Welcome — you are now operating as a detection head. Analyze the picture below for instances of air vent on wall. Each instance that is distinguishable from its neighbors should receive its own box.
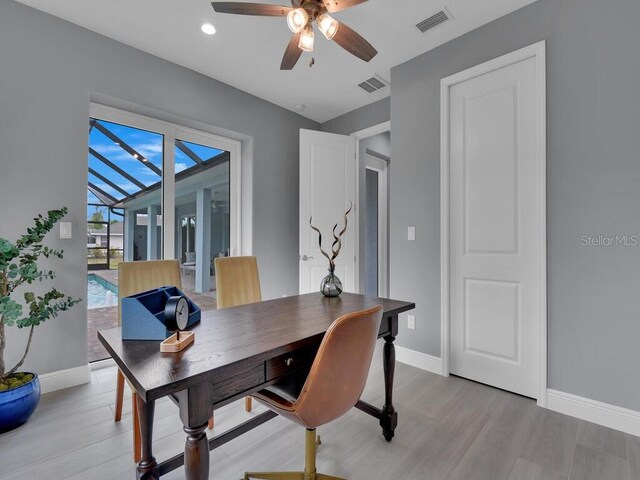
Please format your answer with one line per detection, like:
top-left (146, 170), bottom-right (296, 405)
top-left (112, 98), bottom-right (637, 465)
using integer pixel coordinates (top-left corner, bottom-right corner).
top-left (416, 8), bottom-right (452, 33)
top-left (357, 74), bottom-right (389, 94)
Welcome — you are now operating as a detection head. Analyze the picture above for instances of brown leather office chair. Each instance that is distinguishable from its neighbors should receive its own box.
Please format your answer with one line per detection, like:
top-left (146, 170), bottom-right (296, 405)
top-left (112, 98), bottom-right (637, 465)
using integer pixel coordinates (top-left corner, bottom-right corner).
top-left (244, 304), bottom-right (383, 480)
top-left (114, 259), bottom-right (214, 463)
top-left (215, 256), bottom-right (262, 414)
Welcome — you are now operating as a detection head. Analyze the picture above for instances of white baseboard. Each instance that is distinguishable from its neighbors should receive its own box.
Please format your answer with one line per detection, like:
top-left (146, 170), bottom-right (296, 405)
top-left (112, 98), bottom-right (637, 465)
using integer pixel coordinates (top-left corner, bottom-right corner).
top-left (547, 389), bottom-right (640, 437)
top-left (395, 346), bottom-right (444, 376)
top-left (39, 364), bottom-right (91, 394)
top-left (90, 358), bottom-right (116, 371)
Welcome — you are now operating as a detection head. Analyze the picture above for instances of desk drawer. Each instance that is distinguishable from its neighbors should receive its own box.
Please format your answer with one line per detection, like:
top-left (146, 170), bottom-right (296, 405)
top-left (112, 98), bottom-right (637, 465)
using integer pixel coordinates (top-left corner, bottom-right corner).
top-left (211, 364), bottom-right (265, 405)
top-left (266, 343), bottom-right (320, 381)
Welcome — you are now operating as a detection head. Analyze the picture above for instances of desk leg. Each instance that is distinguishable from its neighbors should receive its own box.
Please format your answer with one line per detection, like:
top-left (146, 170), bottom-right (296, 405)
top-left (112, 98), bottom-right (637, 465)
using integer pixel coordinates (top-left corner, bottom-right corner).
top-left (177, 383), bottom-right (213, 480)
top-left (184, 423), bottom-right (209, 479)
top-left (136, 396), bottom-right (159, 480)
top-left (381, 332), bottom-right (398, 442)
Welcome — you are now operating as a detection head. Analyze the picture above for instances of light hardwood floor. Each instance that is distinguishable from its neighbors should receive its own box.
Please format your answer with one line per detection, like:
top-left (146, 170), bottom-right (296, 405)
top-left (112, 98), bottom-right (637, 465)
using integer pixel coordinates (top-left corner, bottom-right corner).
top-left (1, 356), bottom-right (638, 480)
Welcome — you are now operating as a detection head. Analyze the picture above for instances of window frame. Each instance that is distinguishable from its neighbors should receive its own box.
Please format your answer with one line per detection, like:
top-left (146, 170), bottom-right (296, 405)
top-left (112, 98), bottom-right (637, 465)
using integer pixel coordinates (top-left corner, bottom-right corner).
top-left (89, 103), bottom-right (242, 260)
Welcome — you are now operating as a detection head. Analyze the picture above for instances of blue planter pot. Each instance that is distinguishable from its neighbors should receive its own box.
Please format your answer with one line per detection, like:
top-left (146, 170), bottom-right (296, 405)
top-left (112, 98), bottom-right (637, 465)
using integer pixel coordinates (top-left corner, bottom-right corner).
top-left (0, 373), bottom-right (41, 433)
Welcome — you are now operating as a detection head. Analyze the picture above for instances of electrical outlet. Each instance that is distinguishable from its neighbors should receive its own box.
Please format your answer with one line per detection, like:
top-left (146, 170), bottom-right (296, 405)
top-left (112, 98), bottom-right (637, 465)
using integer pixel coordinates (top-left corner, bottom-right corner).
top-left (408, 226), bottom-right (416, 241)
top-left (407, 314), bottom-right (416, 330)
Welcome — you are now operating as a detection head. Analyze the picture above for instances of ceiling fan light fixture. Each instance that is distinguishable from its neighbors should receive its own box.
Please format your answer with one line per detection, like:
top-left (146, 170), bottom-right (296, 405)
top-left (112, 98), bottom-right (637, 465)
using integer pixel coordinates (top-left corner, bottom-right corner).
top-left (298, 25), bottom-right (315, 52)
top-left (287, 8), bottom-right (309, 33)
top-left (317, 13), bottom-right (339, 40)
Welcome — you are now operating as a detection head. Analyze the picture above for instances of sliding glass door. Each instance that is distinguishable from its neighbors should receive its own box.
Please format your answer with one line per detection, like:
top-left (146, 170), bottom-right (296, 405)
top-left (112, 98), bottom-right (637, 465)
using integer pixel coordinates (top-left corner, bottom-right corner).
top-left (86, 104), bottom-right (240, 361)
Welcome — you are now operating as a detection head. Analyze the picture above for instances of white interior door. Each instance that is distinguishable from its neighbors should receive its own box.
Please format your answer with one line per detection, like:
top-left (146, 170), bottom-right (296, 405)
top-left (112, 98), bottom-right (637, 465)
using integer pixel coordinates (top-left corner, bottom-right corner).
top-left (299, 129), bottom-right (356, 294)
top-left (445, 44), bottom-right (545, 398)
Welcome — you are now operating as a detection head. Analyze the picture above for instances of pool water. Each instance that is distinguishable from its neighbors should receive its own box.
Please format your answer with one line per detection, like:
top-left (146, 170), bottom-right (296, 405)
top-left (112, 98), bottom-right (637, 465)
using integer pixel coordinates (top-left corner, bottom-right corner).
top-left (87, 274), bottom-right (118, 309)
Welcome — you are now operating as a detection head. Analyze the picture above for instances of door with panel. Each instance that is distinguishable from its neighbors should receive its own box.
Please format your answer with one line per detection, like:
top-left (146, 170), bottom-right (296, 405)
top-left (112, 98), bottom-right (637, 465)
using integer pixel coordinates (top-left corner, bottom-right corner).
top-left (446, 46), bottom-right (545, 398)
top-left (299, 129), bottom-right (357, 294)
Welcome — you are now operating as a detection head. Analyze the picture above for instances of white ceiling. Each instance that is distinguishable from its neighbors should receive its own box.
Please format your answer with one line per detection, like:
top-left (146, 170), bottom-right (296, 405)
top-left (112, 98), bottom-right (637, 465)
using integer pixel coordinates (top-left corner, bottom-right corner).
top-left (16, 0), bottom-right (537, 123)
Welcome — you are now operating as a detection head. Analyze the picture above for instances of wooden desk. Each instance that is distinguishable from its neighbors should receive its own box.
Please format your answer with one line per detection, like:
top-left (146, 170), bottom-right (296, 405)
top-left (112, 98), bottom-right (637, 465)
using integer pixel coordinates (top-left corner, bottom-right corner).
top-left (98, 292), bottom-right (415, 480)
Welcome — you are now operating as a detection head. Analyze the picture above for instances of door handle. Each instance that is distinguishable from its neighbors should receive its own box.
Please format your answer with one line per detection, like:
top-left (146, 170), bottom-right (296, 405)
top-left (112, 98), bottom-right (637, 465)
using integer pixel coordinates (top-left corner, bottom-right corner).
top-left (300, 255), bottom-right (314, 261)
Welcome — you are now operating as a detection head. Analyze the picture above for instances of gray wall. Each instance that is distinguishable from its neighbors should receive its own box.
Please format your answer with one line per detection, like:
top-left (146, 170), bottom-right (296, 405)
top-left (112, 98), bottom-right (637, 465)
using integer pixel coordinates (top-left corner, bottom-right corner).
top-left (322, 0), bottom-right (640, 411)
top-left (0, 0), bottom-right (317, 375)
top-left (322, 97), bottom-right (390, 136)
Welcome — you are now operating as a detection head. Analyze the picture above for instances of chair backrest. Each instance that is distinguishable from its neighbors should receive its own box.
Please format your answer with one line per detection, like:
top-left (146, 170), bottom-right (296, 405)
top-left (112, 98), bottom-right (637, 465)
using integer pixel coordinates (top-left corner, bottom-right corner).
top-left (118, 260), bottom-right (182, 326)
top-left (294, 305), bottom-right (383, 429)
top-left (214, 256), bottom-right (262, 309)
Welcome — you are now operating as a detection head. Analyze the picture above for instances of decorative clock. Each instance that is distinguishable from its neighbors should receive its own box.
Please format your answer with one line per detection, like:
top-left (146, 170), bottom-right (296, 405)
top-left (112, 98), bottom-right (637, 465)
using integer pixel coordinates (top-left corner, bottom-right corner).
top-left (164, 295), bottom-right (190, 331)
top-left (160, 295), bottom-right (195, 352)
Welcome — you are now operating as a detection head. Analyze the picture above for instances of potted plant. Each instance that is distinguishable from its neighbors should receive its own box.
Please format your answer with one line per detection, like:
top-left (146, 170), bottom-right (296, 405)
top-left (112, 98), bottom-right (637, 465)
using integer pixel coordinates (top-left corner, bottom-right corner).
top-left (0, 207), bottom-right (80, 432)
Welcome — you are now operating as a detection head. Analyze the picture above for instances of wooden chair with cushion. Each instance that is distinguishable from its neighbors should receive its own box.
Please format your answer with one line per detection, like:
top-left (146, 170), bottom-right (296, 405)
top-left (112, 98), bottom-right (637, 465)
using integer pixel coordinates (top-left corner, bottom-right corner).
top-left (214, 256), bottom-right (262, 414)
top-left (243, 304), bottom-right (383, 480)
top-left (114, 259), bottom-right (213, 463)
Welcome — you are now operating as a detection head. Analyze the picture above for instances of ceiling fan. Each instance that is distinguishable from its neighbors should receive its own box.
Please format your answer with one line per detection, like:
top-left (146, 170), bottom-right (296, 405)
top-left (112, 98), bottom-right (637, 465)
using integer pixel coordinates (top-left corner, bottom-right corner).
top-left (210, 0), bottom-right (378, 70)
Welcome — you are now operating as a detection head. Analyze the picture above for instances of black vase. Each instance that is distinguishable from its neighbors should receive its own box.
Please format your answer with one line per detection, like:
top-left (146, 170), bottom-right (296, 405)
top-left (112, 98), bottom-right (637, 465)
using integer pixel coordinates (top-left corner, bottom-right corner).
top-left (320, 270), bottom-right (343, 297)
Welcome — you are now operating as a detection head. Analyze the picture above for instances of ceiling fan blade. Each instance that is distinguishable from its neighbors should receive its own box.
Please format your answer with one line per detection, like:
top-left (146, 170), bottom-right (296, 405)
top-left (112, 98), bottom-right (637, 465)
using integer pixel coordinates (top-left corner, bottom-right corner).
top-left (322, 0), bottom-right (368, 13)
top-left (211, 2), bottom-right (292, 16)
top-left (281, 33), bottom-right (303, 70)
top-left (332, 21), bottom-right (378, 62)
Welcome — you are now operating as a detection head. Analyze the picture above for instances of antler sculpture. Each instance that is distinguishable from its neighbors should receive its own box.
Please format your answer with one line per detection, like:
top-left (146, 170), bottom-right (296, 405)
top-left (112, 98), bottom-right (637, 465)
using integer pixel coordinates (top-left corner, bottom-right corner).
top-left (310, 202), bottom-right (353, 272)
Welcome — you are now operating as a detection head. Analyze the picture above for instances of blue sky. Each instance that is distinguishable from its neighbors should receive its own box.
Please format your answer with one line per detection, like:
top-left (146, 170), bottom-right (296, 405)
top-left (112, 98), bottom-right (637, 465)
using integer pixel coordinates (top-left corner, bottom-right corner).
top-left (87, 119), bottom-right (223, 216)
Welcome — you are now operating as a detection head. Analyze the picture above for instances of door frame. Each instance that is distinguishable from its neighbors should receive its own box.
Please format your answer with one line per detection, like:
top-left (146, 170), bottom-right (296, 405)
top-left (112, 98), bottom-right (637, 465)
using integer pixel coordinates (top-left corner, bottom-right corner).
top-left (351, 120), bottom-right (391, 296)
top-left (440, 41), bottom-right (547, 406)
top-left (365, 154), bottom-right (389, 297)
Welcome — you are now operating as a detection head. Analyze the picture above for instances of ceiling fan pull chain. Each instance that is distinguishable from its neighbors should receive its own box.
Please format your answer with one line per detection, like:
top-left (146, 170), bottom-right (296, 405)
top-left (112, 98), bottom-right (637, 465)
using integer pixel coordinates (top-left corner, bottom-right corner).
top-left (309, 57), bottom-right (315, 67)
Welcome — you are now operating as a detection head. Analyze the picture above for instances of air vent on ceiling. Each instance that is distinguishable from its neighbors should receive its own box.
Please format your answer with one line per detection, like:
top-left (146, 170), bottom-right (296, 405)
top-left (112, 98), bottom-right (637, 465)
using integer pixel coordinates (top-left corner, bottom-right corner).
top-left (357, 74), bottom-right (389, 94)
top-left (416, 8), bottom-right (452, 33)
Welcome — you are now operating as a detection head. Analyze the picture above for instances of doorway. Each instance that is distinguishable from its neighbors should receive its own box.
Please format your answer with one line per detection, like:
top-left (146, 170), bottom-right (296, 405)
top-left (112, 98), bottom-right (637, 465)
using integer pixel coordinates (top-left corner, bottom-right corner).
top-left (297, 122), bottom-right (390, 297)
top-left (364, 153), bottom-right (389, 297)
top-left (354, 123), bottom-right (391, 298)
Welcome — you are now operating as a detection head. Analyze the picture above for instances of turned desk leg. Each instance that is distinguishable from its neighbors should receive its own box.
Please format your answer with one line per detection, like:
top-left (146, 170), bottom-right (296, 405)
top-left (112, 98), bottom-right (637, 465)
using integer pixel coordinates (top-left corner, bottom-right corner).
top-left (184, 423), bottom-right (210, 479)
top-left (177, 383), bottom-right (213, 480)
top-left (136, 396), bottom-right (159, 480)
top-left (381, 331), bottom-right (398, 442)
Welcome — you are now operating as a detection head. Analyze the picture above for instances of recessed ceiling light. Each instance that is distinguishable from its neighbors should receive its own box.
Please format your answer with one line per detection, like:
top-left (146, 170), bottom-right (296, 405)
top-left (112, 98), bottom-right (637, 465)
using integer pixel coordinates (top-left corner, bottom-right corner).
top-left (201, 22), bottom-right (218, 35)
top-left (293, 104), bottom-right (306, 112)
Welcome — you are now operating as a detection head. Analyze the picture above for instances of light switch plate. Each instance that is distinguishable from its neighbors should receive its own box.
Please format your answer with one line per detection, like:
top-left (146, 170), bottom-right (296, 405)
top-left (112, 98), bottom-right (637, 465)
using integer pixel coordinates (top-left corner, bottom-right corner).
top-left (407, 314), bottom-right (416, 330)
top-left (407, 226), bottom-right (416, 241)
top-left (59, 222), bottom-right (72, 239)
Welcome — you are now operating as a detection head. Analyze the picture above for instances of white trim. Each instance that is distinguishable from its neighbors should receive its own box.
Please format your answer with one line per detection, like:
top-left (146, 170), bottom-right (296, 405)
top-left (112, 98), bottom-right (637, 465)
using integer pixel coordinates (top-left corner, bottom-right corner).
top-left (395, 346), bottom-right (444, 376)
top-left (440, 41), bottom-right (547, 405)
top-left (351, 120), bottom-right (391, 296)
top-left (89, 358), bottom-right (116, 371)
top-left (365, 155), bottom-right (389, 297)
top-left (351, 121), bottom-right (391, 141)
top-left (547, 389), bottom-right (640, 437)
top-left (162, 133), bottom-right (176, 259)
top-left (39, 365), bottom-right (91, 394)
